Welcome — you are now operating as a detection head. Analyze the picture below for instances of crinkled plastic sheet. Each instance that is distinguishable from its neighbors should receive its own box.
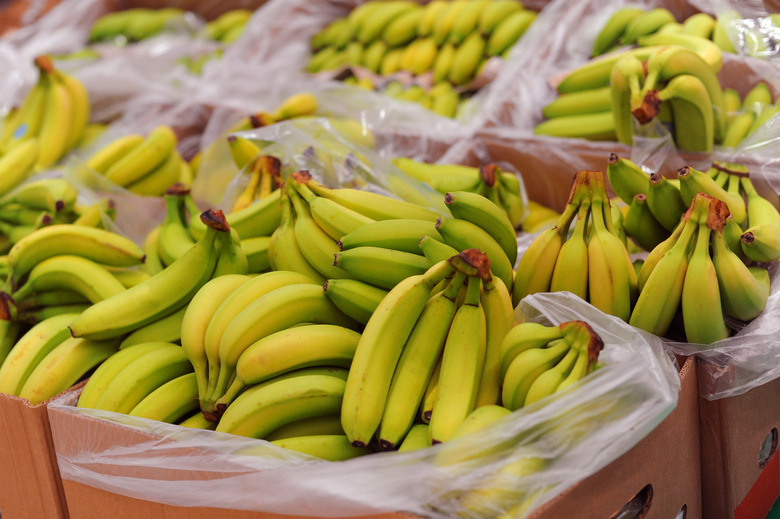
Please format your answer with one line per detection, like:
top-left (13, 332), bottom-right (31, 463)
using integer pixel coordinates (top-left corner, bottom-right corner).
top-left (48, 292), bottom-right (678, 518)
top-left (0, 0), bottom-right (213, 121)
top-left (192, 116), bottom-right (451, 216)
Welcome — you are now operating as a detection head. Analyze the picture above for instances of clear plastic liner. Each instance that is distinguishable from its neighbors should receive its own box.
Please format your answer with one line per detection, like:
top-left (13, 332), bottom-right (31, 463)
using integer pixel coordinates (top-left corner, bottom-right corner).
top-left (192, 116), bottom-right (451, 216)
top-left (48, 292), bottom-right (679, 518)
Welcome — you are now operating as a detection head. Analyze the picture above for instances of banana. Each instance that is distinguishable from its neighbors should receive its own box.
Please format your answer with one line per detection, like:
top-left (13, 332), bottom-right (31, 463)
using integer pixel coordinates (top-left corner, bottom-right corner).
top-left (480, 0), bottom-right (523, 35)
top-left (104, 125), bottom-right (177, 187)
top-left (55, 69), bottom-right (89, 151)
top-left (542, 86), bottom-right (612, 119)
top-left (646, 173), bottom-right (687, 232)
top-left (549, 201), bottom-right (590, 299)
top-left (420, 356), bottom-right (441, 424)
top-left (334, 246), bottom-right (429, 290)
top-left (476, 274), bottom-right (514, 408)
top-left (126, 150), bottom-right (183, 197)
top-left (0, 313), bottom-right (78, 395)
top-left (378, 271), bottom-right (466, 450)
top-left (683, 12), bottom-right (715, 39)
top-left (743, 82), bottom-right (773, 113)
top-left (289, 173), bottom-right (373, 241)
top-left (678, 166), bottom-right (746, 225)
top-left (379, 48), bottom-right (405, 75)
top-left (218, 324), bottom-right (359, 410)
top-left (410, 37), bottom-right (438, 75)
top-left (265, 414), bottom-right (344, 441)
top-left (177, 412), bottom-right (216, 430)
top-left (323, 278), bottom-right (387, 325)
top-left (533, 111), bottom-right (617, 141)
top-left (450, 0), bottom-right (490, 45)
top-left (109, 267), bottom-right (150, 289)
top-left (201, 270), bottom-right (318, 403)
top-left (587, 185), bottom-right (636, 321)
top-left (287, 187), bottom-right (350, 279)
top-left (656, 74), bottom-right (714, 152)
top-left (681, 212), bottom-right (730, 344)
top-left (307, 47), bottom-right (338, 73)
top-left (382, 7), bottom-right (423, 46)
top-left (77, 341), bottom-right (174, 409)
top-left (128, 372), bottom-right (199, 423)
top-left (502, 337), bottom-right (570, 411)
top-left (449, 31), bottom-right (486, 86)
top-left (630, 201), bottom-right (700, 335)
top-left (0, 177), bottom-right (78, 214)
top-left (622, 8), bottom-right (676, 44)
top-left (213, 231), bottom-right (249, 277)
top-left (512, 199), bottom-right (579, 306)
top-left (270, 435), bottom-right (369, 461)
top-left (0, 138), bottom-right (39, 196)
top-left (433, 0), bottom-right (469, 46)
top-left (267, 195), bottom-right (324, 282)
top-left (418, 0), bottom-right (447, 36)
top-left (342, 259), bottom-right (454, 447)
top-left (591, 7), bottom-right (644, 56)
top-left (428, 276), bottom-right (485, 444)
top-left (498, 322), bottom-right (563, 383)
top-left (556, 46), bottom-right (663, 94)
top-left (436, 217), bottom-right (514, 291)
top-left (93, 344), bottom-right (193, 414)
top-left (118, 304), bottom-right (188, 349)
top-left (523, 346), bottom-right (579, 407)
top-left (723, 88), bottom-right (742, 119)
top-left (206, 9), bottom-right (252, 41)
top-left (431, 42), bottom-right (457, 84)
top-left (391, 158), bottom-right (481, 194)
top-left (419, 234), bottom-right (459, 266)
top-left (140, 226), bottom-right (164, 276)
top-left (450, 404), bottom-right (512, 442)
top-left (487, 9), bottom-right (536, 57)
top-left (11, 254), bottom-right (126, 304)
top-left (636, 32), bottom-right (722, 74)
top-left (362, 40), bottom-right (388, 73)
top-left (712, 225), bottom-right (769, 321)
top-left (623, 193), bottom-right (669, 252)
top-left (0, 320), bottom-right (19, 367)
top-left (338, 218), bottom-right (439, 254)
top-left (740, 176), bottom-right (780, 262)
top-left (444, 191), bottom-right (518, 266)
top-left (605, 153), bottom-right (648, 206)
top-left (15, 290), bottom-right (88, 311)
top-left (34, 59), bottom-right (73, 170)
top-left (609, 53), bottom-right (646, 145)
top-left (306, 178), bottom-right (442, 222)
top-left (398, 423), bottom-right (431, 452)
top-left (216, 371), bottom-right (348, 439)
top-left (180, 274), bottom-right (250, 404)
top-left (6, 224), bottom-right (144, 287)
top-left (723, 112), bottom-right (756, 147)
top-left (639, 46), bottom-right (726, 143)
top-left (18, 336), bottom-right (119, 405)
top-left (357, 2), bottom-right (418, 45)
top-left (0, 73), bottom-right (47, 151)
top-left (68, 210), bottom-right (229, 340)
top-left (210, 283), bottom-right (358, 409)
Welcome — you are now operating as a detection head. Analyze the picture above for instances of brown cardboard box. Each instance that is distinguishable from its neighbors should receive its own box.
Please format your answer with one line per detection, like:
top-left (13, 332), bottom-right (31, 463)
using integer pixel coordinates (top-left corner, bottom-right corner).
top-left (529, 356), bottom-right (701, 519)
top-left (698, 359), bottom-right (780, 519)
top-left (0, 392), bottom-right (69, 519)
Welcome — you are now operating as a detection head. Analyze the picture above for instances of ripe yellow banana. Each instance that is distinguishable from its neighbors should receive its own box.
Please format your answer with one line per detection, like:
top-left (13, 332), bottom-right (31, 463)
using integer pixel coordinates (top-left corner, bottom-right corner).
top-left (268, 195), bottom-right (325, 282)
top-left (118, 303), bottom-right (187, 349)
top-left (338, 218), bottom-right (440, 254)
top-left (104, 125), bottom-right (177, 187)
top-left (475, 274), bottom-right (514, 407)
top-left (334, 246), bottom-right (429, 290)
top-left (0, 138), bottom-right (39, 196)
top-left (591, 7), bottom-right (644, 56)
top-left (502, 337), bottom-right (570, 411)
top-left (270, 435), bottom-right (370, 461)
top-left (323, 278), bottom-right (387, 325)
top-left (129, 372), bottom-right (199, 423)
top-left (549, 201), bottom-right (590, 300)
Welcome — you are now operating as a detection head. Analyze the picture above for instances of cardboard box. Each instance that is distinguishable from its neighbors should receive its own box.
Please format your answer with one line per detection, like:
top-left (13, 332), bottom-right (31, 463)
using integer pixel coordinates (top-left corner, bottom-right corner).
top-left (529, 356), bottom-right (701, 519)
top-left (0, 392), bottom-right (70, 519)
top-left (698, 359), bottom-right (780, 519)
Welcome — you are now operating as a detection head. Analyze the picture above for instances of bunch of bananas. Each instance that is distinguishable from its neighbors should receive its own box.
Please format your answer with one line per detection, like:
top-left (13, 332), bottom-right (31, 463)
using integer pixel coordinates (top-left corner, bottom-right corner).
top-left (593, 7), bottom-right (780, 60)
top-left (0, 56), bottom-right (90, 172)
top-left (376, 80), bottom-right (461, 118)
top-left (226, 137), bottom-right (282, 212)
top-left (205, 9), bottom-right (253, 44)
top-left (392, 157), bottom-right (526, 228)
top-left (630, 193), bottom-right (771, 344)
top-left (500, 320), bottom-right (603, 411)
top-left (723, 82), bottom-right (780, 147)
top-left (537, 40), bottom-right (726, 151)
top-left (88, 8), bottom-right (186, 44)
top-left (513, 169), bottom-right (636, 320)
top-left (608, 155), bottom-right (780, 263)
top-left (307, 0), bottom-right (536, 117)
top-left (83, 125), bottom-right (191, 197)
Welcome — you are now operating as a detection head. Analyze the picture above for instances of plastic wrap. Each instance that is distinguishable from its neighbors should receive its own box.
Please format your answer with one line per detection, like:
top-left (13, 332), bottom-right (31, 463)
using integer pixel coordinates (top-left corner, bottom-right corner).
top-left (192, 116), bottom-right (451, 216)
top-left (48, 292), bottom-right (679, 518)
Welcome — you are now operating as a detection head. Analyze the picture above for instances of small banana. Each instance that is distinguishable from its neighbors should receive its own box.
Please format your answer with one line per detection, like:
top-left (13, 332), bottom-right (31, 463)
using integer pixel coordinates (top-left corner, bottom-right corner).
top-left (678, 166), bottom-right (746, 225)
top-left (712, 225), bottom-right (770, 321)
top-left (382, 8), bottom-right (423, 46)
top-left (646, 173), bottom-right (687, 232)
top-left (549, 201), bottom-right (590, 300)
top-left (118, 304), bottom-right (188, 349)
top-left (501, 338), bottom-right (570, 411)
top-left (323, 278), bottom-right (387, 325)
top-left (449, 32), bottom-right (486, 86)
top-left (542, 86), bottom-right (612, 119)
top-left (0, 138), bottom-right (39, 196)
top-left (128, 372), bottom-right (199, 424)
top-left (334, 246), bottom-right (429, 290)
top-left (104, 125), bottom-right (177, 187)
top-left (622, 8), bottom-right (676, 45)
top-left (270, 435), bottom-right (370, 461)
top-left (623, 193), bottom-right (670, 252)
top-left (268, 195), bottom-right (325, 282)
top-left (476, 274), bottom-right (514, 407)
top-left (606, 154), bottom-right (649, 205)
top-left (445, 190), bottom-right (518, 266)
top-left (487, 9), bottom-right (536, 57)
top-left (591, 7), bottom-right (644, 56)
top-left (740, 176), bottom-right (780, 263)
top-left (398, 423), bottom-right (431, 452)
top-left (338, 218), bottom-right (439, 254)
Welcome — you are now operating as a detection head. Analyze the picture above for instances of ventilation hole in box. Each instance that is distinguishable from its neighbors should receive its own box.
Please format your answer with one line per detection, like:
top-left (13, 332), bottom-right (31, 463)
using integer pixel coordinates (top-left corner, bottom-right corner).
top-left (609, 484), bottom-right (653, 519)
top-left (676, 504), bottom-right (688, 519)
top-left (759, 427), bottom-right (777, 468)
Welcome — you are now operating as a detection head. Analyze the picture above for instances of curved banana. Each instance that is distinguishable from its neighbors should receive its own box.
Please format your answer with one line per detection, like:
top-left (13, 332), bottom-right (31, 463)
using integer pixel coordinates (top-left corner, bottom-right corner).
top-left (591, 7), bottom-right (644, 56)
top-left (378, 271), bottom-right (466, 450)
top-left (68, 211), bottom-right (228, 340)
top-left (323, 278), bottom-right (387, 325)
top-left (0, 313), bottom-right (78, 395)
top-left (290, 177), bottom-right (373, 241)
top-left (623, 193), bottom-right (670, 252)
top-left (55, 69), bottom-right (89, 151)
top-left (11, 254), bottom-right (126, 304)
top-left (104, 125), bottom-right (177, 187)
top-left (549, 202), bottom-right (590, 299)
top-left (118, 304), bottom-right (188, 349)
top-left (646, 173), bottom-right (687, 232)
top-left (217, 324), bottom-right (360, 410)
top-left (398, 423), bottom-right (431, 452)
top-left (740, 176), bottom-right (780, 263)
top-left (487, 9), bottom-right (536, 57)
top-left (18, 336), bottom-right (119, 405)
top-left (523, 346), bottom-right (579, 406)
top-left (445, 191), bottom-right (518, 266)
top-left (265, 414), bottom-right (344, 441)
top-left (501, 338), bottom-right (570, 411)
top-left (270, 435), bottom-right (370, 461)
top-left (268, 195), bottom-right (325, 282)
top-left (610, 53), bottom-right (646, 145)
top-left (419, 234), bottom-right (459, 266)
top-left (338, 218), bottom-right (440, 254)
top-left (499, 322), bottom-right (564, 381)
top-left (683, 12), bottom-right (715, 39)
top-left (678, 166), bottom-right (746, 225)
top-left (0, 138), bottom-right (39, 196)
top-left (157, 187), bottom-right (196, 266)
top-left (334, 246), bottom-right (429, 290)
top-left (606, 153), bottom-right (649, 205)
top-left (542, 86), bottom-right (612, 119)
top-left (0, 177), bottom-right (78, 214)
top-left (34, 59), bottom-right (73, 170)
top-left (636, 31), bottom-right (722, 74)
top-left (129, 372), bottom-right (199, 423)
top-left (126, 150), bottom-right (183, 197)
top-left (533, 110), bottom-right (616, 141)
top-left (226, 188), bottom-right (282, 240)
top-left (712, 226), bottom-right (769, 321)
top-left (476, 274), bottom-right (514, 407)
top-left (556, 46), bottom-right (663, 94)
top-left (622, 8), bottom-right (676, 44)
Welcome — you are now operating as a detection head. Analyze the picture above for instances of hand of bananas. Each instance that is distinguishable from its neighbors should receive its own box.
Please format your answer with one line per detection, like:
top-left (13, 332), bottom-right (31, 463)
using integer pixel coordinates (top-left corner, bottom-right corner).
top-left (307, 0), bottom-right (536, 118)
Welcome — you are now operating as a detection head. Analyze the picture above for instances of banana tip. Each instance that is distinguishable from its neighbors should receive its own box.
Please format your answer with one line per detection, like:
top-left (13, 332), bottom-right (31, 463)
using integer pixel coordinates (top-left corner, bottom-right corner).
top-left (480, 164), bottom-right (498, 187)
top-left (200, 209), bottom-right (230, 231)
top-left (741, 231), bottom-right (755, 245)
top-left (351, 440), bottom-right (366, 448)
top-left (608, 153), bottom-right (618, 165)
top-left (378, 439), bottom-right (394, 451)
top-left (291, 170), bottom-right (312, 184)
top-left (165, 182), bottom-right (190, 196)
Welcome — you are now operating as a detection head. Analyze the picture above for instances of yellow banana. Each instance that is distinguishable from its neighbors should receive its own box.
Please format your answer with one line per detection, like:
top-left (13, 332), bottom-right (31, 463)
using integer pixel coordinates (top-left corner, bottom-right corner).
top-left (129, 372), bottom-right (199, 423)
